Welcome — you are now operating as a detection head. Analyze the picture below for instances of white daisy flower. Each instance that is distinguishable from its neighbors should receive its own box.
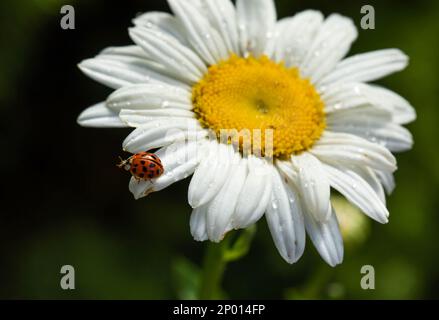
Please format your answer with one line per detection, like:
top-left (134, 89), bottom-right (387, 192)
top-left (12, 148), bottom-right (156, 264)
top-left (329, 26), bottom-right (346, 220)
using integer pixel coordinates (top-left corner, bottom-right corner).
top-left (77, 0), bottom-right (415, 266)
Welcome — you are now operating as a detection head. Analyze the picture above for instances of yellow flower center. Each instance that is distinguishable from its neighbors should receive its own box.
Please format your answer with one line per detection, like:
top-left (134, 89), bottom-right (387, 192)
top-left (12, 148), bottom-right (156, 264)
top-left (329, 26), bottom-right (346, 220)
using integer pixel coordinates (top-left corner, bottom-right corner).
top-left (192, 55), bottom-right (325, 158)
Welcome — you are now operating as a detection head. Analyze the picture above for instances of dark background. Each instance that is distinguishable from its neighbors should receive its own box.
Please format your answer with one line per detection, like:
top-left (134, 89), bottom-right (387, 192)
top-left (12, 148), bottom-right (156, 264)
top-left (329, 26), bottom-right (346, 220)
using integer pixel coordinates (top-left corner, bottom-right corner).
top-left (0, 0), bottom-right (438, 299)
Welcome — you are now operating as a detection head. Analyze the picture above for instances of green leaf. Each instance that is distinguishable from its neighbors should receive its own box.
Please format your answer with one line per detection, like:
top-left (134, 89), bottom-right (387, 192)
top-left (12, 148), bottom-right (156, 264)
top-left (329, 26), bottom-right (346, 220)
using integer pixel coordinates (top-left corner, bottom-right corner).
top-left (172, 257), bottom-right (201, 300)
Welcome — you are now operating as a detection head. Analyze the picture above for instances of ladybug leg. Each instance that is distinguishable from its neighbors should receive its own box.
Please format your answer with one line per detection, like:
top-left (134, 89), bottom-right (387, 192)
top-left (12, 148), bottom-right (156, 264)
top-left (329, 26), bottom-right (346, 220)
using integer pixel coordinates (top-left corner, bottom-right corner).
top-left (116, 156), bottom-right (126, 168)
top-left (117, 156), bottom-right (134, 171)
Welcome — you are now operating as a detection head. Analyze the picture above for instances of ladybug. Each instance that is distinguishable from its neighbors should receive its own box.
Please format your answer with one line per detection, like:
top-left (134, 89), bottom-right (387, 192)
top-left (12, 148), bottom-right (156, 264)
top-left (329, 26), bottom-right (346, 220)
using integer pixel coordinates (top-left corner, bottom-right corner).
top-left (117, 152), bottom-right (164, 181)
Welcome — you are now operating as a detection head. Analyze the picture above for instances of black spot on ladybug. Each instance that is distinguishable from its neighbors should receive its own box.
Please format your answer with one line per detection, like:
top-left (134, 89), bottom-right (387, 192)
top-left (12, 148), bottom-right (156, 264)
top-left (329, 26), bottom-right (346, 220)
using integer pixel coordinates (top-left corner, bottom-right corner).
top-left (143, 166), bottom-right (148, 172)
top-left (139, 173), bottom-right (145, 178)
top-left (134, 163), bottom-right (138, 167)
top-left (156, 169), bottom-right (161, 175)
top-left (149, 163), bottom-right (156, 168)
top-left (148, 173), bottom-right (154, 179)
top-left (141, 160), bottom-right (146, 165)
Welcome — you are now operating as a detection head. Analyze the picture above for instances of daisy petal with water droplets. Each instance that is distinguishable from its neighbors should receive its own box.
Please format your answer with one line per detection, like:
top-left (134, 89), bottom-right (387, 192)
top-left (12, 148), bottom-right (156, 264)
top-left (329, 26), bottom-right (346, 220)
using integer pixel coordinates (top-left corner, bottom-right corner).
top-left (206, 154), bottom-right (247, 242)
top-left (188, 141), bottom-right (234, 208)
top-left (233, 156), bottom-right (272, 229)
top-left (77, 102), bottom-right (127, 128)
top-left (290, 152), bottom-right (331, 222)
top-left (304, 205), bottom-right (344, 267)
top-left (265, 167), bottom-right (306, 264)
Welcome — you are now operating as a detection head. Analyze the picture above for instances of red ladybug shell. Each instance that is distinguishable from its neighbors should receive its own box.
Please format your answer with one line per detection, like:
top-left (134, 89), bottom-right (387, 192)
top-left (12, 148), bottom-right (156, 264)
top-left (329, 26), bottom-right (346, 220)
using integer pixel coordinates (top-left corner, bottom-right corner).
top-left (124, 152), bottom-right (164, 181)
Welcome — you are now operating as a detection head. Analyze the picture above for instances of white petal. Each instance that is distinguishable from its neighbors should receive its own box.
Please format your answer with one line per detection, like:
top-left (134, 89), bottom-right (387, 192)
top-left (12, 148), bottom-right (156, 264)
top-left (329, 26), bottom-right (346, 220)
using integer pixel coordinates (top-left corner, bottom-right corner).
top-left (78, 59), bottom-right (139, 90)
top-left (322, 83), bottom-right (384, 113)
top-left (311, 131), bottom-right (397, 172)
top-left (132, 11), bottom-right (188, 45)
top-left (276, 159), bottom-right (298, 181)
top-left (354, 166), bottom-right (386, 204)
top-left (129, 177), bottom-right (153, 200)
top-left (262, 18), bottom-right (286, 59)
top-left (188, 141), bottom-right (234, 208)
top-left (203, 0), bottom-right (239, 54)
top-left (129, 140), bottom-right (201, 199)
top-left (375, 170), bottom-right (395, 195)
top-left (328, 117), bottom-right (413, 152)
top-left (233, 156), bottom-right (272, 228)
top-left (327, 105), bottom-right (413, 152)
top-left (323, 163), bottom-right (389, 223)
top-left (129, 27), bottom-right (206, 82)
top-left (190, 205), bottom-right (209, 241)
top-left (265, 167), bottom-right (306, 264)
top-left (320, 49), bottom-right (408, 86)
top-left (107, 83), bottom-right (191, 111)
top-left (304, 206), bottom-right (343, 267)
top-left (122, 118), bottom-right (204, 153)
top-left (322, 82), bottom-right (416, 125)
top-left (168, 0), bottom-right (228, 65)
top-left (77, 102), bottom-right (126, 128)
top-left (367, 85), bottom-right (416, 125)
top-left (99, 45), bottom-right (147, 59)
top-left (206, 154), bottom-right (247, 242)
top-left (267, 10), bottom-right (323, 66)
top-left (301, 14), bottom-right (358, 83)
top-left (236, 0), bottom-right (276, 56)
top-left (327, 105), bottom-right (392, 124)
top-left (98, 45), bottom-right (190, 87)
top-left (119, 108), bottom-right (195, 127)
top-left (290, 153), bottom-right (331, 222)
top-left (78, 51), bottom-right (187, 90)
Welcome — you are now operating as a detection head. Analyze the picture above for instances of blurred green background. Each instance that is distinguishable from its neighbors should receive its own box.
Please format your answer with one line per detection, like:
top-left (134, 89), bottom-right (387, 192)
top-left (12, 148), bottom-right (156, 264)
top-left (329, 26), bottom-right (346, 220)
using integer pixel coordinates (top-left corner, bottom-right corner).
top-left (0, 0), bottom-right (438, 299)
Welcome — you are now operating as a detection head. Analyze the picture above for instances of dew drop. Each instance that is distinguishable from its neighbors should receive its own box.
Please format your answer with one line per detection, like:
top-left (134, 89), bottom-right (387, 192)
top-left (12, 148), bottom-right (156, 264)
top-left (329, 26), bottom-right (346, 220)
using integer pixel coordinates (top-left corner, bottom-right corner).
top-left (165, 171), bottom-right (173, 177)
top-left (288, 196), bottom-right (295, 205)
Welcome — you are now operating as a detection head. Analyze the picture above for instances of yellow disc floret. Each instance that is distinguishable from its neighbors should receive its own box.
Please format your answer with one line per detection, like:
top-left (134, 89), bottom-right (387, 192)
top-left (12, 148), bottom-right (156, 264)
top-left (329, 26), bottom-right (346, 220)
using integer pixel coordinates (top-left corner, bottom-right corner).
top-left (192, 55), bottom-right (325, 158)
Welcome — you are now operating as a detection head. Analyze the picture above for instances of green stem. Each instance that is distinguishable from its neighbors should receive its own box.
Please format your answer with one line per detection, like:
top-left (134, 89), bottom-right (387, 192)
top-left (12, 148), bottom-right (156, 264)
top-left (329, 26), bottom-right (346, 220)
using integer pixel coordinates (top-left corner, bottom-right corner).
top-left (199, 241), bottom-right (228, 299)
top-left (198, 226), bottom-right (256, 300)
